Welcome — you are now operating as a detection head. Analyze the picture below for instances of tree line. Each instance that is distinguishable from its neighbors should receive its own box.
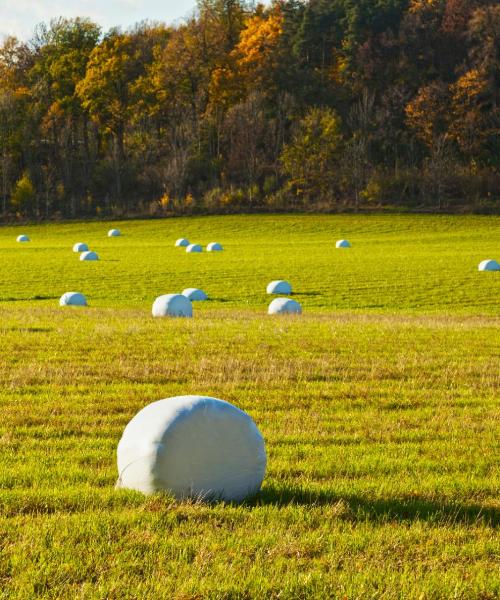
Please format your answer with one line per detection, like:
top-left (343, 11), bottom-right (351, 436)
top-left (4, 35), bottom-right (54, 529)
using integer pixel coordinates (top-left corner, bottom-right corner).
top-left (0, 0), bottom-right (499, 219)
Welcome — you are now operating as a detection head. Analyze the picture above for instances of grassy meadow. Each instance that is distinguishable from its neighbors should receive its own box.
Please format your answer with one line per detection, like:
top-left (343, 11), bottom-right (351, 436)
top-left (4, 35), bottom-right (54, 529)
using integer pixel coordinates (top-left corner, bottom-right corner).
top-left (0, 214), bottom-right (499, 599)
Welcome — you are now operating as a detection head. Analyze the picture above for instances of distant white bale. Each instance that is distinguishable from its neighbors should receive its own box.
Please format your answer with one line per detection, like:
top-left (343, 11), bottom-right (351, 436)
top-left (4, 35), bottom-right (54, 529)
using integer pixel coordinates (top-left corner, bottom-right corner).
top-left (108, 228), bottom-right (121, 237)
top-left (80, 251), bottom-right (99, 261)
top-left (267, 280), bottom-right (292, 295)
top-left (152, 294), bottom-right (193, 317)
top-left (73, 242), bottom-right (89, 253)
top-left (186, 243), bottom-right (202, 253)
top-left (336, 239), bottom-right (351, 248)
top-left (207, 242), bottom-right (223, 252)
top-left (16, 234), bottom-right (30, 242)
top-left (175, 238), bottom-right (190, 247)
top-left (182, 288), bottom-right (208, 301)
top-left (268, 298), bottom-right (302, 315)
top-left (116, 395), bottom-right (267, 501)
top-left (59, 292), bottom-right (87, 307)
top-left (478, 259), bottom-right (500, 271)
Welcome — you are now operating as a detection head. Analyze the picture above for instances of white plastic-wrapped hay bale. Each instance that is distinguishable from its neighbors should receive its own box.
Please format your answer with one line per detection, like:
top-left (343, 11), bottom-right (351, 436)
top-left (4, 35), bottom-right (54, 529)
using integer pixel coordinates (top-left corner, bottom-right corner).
top-left (108, 228), bottom-right (121, 237)
top-left (186, 243), bottom-right (202, 253)
top-left (267, 280), bottom-right (292, 295)
top-left (336, 239), bottom-right (351, 248)
top-left (16, 234), bottom-right (30, 242)
top-left (175, 238), bottom-right (190, 247)
top-left (152, 294), bottom-right (193, 317)
top-left (207, 242), bottom-right (223, 252)
top-left (116, 395), bottom-right (267, 501)
top-left (478, 259), bottom-right (500, 272)
top-left (182, 288), bottom-right (208, 301)
top-left (73, 242), bottom-right (89, 253)
top-left (268, 298), bottom-right (302, 315)
top-left (59, 292), bottom-right (87, 307)
top-left (80, 250), bottom-right (99, 261)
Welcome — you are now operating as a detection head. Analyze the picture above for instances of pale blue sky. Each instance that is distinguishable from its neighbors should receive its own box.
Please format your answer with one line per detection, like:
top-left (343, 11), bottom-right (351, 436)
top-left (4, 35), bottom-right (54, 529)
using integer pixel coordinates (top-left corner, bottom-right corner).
top-left (0, 0), bottom-right (198, 41)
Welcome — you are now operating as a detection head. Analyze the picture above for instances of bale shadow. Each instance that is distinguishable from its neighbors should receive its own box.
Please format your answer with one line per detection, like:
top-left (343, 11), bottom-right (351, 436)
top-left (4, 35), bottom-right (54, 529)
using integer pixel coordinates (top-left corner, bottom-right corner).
top-left (0, 295), bottom-right (59, 302)
top-left (249, 484), bottom-right (499, 527)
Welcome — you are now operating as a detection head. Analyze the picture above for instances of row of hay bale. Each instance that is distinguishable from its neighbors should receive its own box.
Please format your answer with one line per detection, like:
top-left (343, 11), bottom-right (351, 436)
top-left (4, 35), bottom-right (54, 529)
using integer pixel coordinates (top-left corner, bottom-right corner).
top-left (61, 280), bottom-right (301, 315)
top-left (16, 231), bottom-right (499, 271)
top-left (175, 238), bottom-right (223, 252)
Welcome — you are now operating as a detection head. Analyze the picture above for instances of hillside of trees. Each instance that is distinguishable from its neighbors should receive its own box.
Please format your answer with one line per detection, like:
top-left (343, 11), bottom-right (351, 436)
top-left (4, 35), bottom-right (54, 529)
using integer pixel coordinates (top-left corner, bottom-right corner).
top-left (0, 0), bottom-right (499, 219)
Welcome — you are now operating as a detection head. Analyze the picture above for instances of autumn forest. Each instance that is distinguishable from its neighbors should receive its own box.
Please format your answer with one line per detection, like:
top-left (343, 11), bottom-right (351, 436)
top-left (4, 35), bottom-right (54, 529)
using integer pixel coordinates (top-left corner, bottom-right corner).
top-left (0, 0), bottom-right (499, 218)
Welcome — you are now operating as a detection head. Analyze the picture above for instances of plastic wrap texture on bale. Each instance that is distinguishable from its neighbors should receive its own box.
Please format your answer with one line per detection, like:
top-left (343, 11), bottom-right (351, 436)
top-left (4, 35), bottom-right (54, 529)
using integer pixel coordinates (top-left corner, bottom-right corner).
top-left (152, 294), bottom-right (193, 317)
top-left (267, 280), bottom-right (292, 295)
top-left (478, 259), bottom-right (500, 271)
top-left (16, 234), bottom-right (30, 242)
top-left (182, 288), bottom-right (208, 301)
top-left (207, 242), bottom-right (223, 251)
top-left (175, 238), bottom-right (190, 247)
top-left (59, 292), bottom-right (87, 306)
top-left (73, 242), bottom-right (89, 253)
top-left (268, 297), bottom-right (302, 315)
top-left (80, 251), bottom-right (99, 261)
top-left (186, 243), bottom-right (202, 253)
top-left (116, 395), bottom-right (267, 501)
top-left (336, 239), bottom-right (351, 248)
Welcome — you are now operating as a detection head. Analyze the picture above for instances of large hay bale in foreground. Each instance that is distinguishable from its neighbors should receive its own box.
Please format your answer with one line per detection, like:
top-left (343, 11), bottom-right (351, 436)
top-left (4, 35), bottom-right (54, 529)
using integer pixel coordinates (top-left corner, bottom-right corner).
top-left (478, 259), bottom-right (500, 272)
top-left (207, 242), bottom-right (223, 252)
top-left (108, 228), bottom-right (121, 237)
top-left (59, 292), bottom-right (87, 307)
top-left (336, 239), bottom-right (351, 248)
top-left (175, 238), bottom-right (190, 247)
top-left (267, 280), bottom-right (292, 295)
top-left (186, 243), bottom-right (202, 253)
top-left (116, 395), bottom-right (267, 501)
top-left (80, 251), bottom-right (99, 261)
top-left (152, 294), bottom-right (193, 317)
top-left (16, 234), bottom-right (30, 242)
top-left (73, 242), bottom-right (89, 253)
top-left (268, 298), bottom-right (302, 315)
top-left (182, 288), bottom-right (208, 301)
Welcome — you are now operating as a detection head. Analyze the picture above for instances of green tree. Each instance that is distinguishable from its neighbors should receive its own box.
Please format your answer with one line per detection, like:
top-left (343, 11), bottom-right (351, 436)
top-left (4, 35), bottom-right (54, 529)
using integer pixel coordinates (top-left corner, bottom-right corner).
top-left (11, 171), bottom-right (35, 214)
top-left (281, 106), bottom-right (343, 202)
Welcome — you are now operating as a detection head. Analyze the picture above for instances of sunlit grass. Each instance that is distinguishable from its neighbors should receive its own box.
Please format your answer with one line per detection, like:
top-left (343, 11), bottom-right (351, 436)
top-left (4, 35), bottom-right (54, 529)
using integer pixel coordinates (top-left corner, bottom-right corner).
top-left (0, 215), bottom-right (499, 598)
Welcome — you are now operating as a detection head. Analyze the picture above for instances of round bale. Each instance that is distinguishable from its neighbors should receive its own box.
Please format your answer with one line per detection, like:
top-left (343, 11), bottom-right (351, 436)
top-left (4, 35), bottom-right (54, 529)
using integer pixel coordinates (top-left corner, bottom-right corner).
top-left (268, 298), bottom-right (302, 315)
top-left (186, 244), bottom-right (202, 253)
top-left (336, 239), bottom-right (351, 248)
top-left (73, 242), bottom-right (89, 253)
top-left (175, 238), bottom-right (190, 247)
top-left (108, 228), bottom-right (121, 237)
top-left (267, 280), bottom-right (292, 295)
top-left (59, 292), bottom-right (87, 307)
top-left (182, 288), bottom-right (208, 301)
top-left (80, 251), bottom-right (99, 261)
top-left (478, 259), bottom-right (500, 272)
top-left (152, 294), bottom-right (193, 317)
top-left (16, 234), bottom-right (30, 242)
top-left (116, 395), bottom-right (267, 501)
top-left (207, 242), bottom-right (223, 252)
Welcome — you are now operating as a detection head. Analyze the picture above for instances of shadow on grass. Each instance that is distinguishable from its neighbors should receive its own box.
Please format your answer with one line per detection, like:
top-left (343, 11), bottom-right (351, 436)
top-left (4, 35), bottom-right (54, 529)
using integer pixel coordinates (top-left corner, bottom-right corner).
top-left (249, 484), bottom-right (499, 527)
top-left (0, 295), bottom-right (59, 302)
top-left (0, 327), bottom-right (54, 332)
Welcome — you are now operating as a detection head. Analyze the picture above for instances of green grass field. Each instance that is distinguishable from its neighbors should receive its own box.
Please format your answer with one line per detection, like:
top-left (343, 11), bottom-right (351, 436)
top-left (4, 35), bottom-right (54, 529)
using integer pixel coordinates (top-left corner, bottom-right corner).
top-left (1, 215), bottom-right (499, 599)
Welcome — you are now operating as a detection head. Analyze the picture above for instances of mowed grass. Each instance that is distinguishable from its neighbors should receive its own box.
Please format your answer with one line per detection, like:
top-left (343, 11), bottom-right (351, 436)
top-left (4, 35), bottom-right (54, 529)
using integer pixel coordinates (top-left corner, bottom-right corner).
top-left (0, 214), bottom-right (499, 313)
top-left (0, 215), bottom-right (499, 599)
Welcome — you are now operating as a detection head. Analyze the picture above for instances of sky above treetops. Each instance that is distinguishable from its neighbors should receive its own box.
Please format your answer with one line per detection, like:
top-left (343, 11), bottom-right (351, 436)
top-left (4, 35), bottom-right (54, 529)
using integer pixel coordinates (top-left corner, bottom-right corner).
top-left (0, 0), bottom-right (197, 41)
